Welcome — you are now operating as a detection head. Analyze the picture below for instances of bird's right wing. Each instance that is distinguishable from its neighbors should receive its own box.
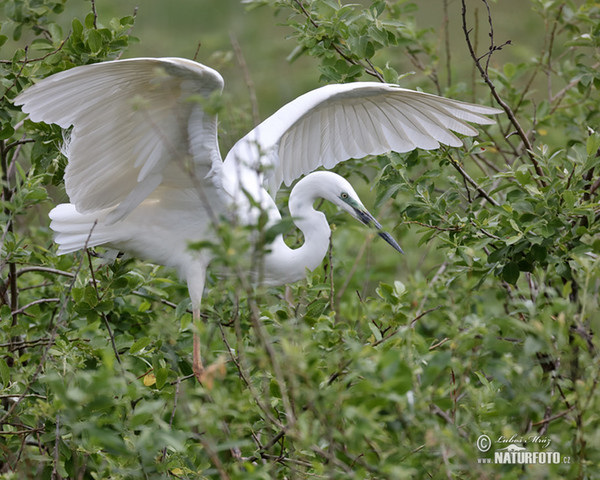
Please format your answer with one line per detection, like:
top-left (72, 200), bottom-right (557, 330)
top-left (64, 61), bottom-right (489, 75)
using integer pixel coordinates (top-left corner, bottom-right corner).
top-left (15, 57), bottom-right (224, 223)
top-left (223, 82), bottom-right (502, 196)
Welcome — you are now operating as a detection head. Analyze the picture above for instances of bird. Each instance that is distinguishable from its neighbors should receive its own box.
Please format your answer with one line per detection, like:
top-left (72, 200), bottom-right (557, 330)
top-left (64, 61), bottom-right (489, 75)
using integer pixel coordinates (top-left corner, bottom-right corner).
top-left (15, 57), bottom-right (501, 383)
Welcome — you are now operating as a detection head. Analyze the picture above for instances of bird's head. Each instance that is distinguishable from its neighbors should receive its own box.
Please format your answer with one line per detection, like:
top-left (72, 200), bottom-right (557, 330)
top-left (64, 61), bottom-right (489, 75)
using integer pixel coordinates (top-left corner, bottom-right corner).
top-left (299, 171), bottom-right (404, 254)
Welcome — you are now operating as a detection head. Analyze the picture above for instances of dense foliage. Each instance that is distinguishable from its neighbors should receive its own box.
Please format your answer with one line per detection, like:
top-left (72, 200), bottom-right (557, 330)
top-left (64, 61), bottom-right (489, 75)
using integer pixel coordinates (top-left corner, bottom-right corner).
top-left (1, 0), bottom-right (599, 478)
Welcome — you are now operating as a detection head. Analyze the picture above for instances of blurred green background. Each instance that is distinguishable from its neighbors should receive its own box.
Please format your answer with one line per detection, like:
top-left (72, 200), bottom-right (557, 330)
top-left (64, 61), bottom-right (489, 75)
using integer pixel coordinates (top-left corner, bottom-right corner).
top-left (54, 0), bottom-right (541, 139)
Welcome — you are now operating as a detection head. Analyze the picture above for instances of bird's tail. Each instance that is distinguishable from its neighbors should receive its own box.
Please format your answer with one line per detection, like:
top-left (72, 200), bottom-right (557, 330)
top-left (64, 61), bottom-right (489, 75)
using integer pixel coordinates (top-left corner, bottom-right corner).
top-left (49, 203), bottom-right (114, 254)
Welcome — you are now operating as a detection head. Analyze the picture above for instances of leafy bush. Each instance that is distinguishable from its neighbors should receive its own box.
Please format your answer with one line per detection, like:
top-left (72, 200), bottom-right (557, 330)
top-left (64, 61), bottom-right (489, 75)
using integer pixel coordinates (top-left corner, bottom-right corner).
top-left (1, 0), bottom-right (599, 478)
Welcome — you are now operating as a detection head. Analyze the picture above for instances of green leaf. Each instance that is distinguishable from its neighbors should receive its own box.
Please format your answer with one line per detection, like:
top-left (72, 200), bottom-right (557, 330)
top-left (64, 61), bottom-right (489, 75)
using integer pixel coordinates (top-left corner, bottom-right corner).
top-left (129, 337), bottom-right (152, 354)
top-left (531, 244), bottom-right (547, 262)
top-left (72, 18), bottom-right (84, 38)
top-left (87, 29), bottom-right (103, 52)
top-left (0, 123), bottom-right (14, 140)
top-left (503, 62), bottom-right (516, 79)
top-left (85, 12), bottom-right (96, 29)
top-left (48, 23), bottom-right (63, 43)
top-left (501, 262), bottom-right (520, 284)
top-left (155, 367), bottom-right (169, 389)
top-left (587, 132), bottom-right (600, 156)
top-left (0, 357), bottom-right (10, 386)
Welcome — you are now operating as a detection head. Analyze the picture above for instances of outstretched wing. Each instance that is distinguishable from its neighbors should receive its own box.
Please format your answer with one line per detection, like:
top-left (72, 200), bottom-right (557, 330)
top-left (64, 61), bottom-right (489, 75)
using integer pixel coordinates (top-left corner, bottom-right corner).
top-left (15, 57), bottom-right (224, 222)
top-left (224, 82), bottom-right (502, 195)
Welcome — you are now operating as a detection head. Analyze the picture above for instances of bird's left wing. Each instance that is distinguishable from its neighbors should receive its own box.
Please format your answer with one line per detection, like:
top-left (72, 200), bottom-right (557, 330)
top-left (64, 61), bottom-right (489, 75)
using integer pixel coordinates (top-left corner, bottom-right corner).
top-left (15, 57), bottom-right (224, 222)
top-left (223, 82), bottom-right (502, 195)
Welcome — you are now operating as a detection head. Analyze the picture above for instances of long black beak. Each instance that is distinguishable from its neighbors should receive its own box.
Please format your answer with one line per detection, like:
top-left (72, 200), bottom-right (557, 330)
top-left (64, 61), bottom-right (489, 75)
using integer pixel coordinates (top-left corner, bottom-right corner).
top-left (353, 207), bottom-right (404, 254)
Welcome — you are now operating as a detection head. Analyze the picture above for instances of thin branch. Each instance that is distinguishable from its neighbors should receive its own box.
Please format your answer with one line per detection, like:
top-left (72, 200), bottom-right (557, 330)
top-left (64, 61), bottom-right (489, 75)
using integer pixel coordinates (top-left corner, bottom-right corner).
top-left (196, 436), bottom-right (231, 480)
top-left (429, 337), bottom-right (450, 350)
top-left (460, 0), bottom-right (545, 180)
top-left (17, 266), bottom-right (75, 278)
top-left (404, 220), bottom-right (462, 232)
top-left (544, 4), bottom-right (564, 101)
top-left (218, 303), bottom-right (285, 430)
top-left (292, 0), bottom-right (384, 82)
top-left (531, 405), bottom-right (575, 426)
top-left (230, 32), bottom-right (260, 127)
top-left (0, 394), bottom-right (47, 399)
top-left (160, 378), bottom-right (182, 462)
top-left (336, 234), bottom-right (373, 303)
top-left (0, 337), bottom-right (87, 349)
top-left (132, 289), bottom-right (194, 315)
top-left (327, 235), bottom-right (336, 318)
top-left (0, 34), bottom-right (70, 66)
top-left (11, 298), bottom-right (60, 316)
top-left (449, 157), bottom-right (499, 207)
top-left (245, 428), bottom-right (288, 463)
top-left (0, 426), bottom-right (45, 435)
top-left (443, 0), bottom-right (452, 88)
top-left (86, 250), bottom-right (121, 364)
top-left (90, 0), bottom-right (98, 29)
top-left (372, 306), bottom-right (442, 347)
top-left (0, 223), bottom-right (95, 425)
top-left (51, 415), bottom-right (61, 480)
top-left (550, 62), bottom-right (600, 114)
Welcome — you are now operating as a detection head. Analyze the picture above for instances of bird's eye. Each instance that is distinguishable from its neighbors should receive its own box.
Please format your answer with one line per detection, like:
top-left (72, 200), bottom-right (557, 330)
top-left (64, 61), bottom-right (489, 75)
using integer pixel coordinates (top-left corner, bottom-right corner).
top-left (340, 192), bottom-right (349, 200)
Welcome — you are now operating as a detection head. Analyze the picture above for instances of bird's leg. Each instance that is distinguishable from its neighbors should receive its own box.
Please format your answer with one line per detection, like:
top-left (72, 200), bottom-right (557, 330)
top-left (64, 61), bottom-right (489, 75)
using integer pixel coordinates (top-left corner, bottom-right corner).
top-left (192, 307), bottom-right (206, 383)
top-left (188, 267), bottom-right (225, 387)
top-left (191, 305), bottom-right (226, 388)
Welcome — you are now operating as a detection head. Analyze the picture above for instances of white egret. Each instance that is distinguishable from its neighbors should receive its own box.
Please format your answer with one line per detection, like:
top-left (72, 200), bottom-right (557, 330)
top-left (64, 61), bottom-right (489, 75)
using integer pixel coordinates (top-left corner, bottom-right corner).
top-left (15, 57), bottom-right (501, 382)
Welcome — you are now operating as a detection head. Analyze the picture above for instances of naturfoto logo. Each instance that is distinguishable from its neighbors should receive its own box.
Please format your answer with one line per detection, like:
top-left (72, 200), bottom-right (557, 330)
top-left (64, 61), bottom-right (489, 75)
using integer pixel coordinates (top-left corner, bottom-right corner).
top-left (476, 433), bottom-right (571, 465)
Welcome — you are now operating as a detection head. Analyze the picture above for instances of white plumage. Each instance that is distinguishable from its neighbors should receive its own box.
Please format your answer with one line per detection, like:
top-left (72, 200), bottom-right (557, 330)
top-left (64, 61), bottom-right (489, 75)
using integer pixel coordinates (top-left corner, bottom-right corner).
top-left (15, 57), bottom-right (501, 382)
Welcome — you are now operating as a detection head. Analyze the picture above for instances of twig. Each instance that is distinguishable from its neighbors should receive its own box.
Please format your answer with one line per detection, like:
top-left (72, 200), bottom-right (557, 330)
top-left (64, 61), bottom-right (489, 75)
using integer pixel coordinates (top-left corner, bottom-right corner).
top-left (0, 394), bottom-right (47, 399)
top-left (443, 0), bottom-right (452, 88)
top-left (430, 404), bottom-right (469, 438)
top-left (449, 157), bottom-right (499, 207)
top-left (11, 298), bottom-right (60, 316)
top-left (404, 220), bottom-right (461, 232)
top-left (247, 295), bottom-right (296, 424)
top-left (196, 435), bottom-right (231, 480)
top-left (550, 62), bottom-right (600, 114)
top-left (193, 41), bottom-right (202, 62)
top-left (406, 49), bottom-right (441, 94)
top-left (336, 234), bottom-right (373, 303)
top-left (16, 266), bottom-right (75, 279)
top-left (371, 306), bottom-right (442, 347)
top-left (86, 251), bottom-right (121, 364)
top-left (230, 32), bottom-right (260, 127)
top-left (531, 405), bottom-right (575, 426)
top-left (0, 337), bottom-right (88, 350)
top-left (292, 0), bottom-right (384, 82)
top-left (429, 337), bottom-right (450, 350)
top-left (327, 235), bottom-right (336, 318)
top-left (245, 428), bottom-right (287, 463)
top-left (0, 426), bottom-right (45, 435)
top-left (90, 0), bottom-right (98, 29)
top-left (217, 320), bottom-right (284, 429)
top-left (1, 140), bottom-right (19, 328)
top-left (470, 219), bottom-right (502, 240)
top-left (160, 378), bottom-right (182, 461)
top-left (51, 415), bottom-right (61, 480)
top-left (545, 5), bottom-right (564, 101)
top-left (0, 34), bottom-right (71, 68)
top-left (460, 0), bottom-right (545, 180)
top-left (132, 289), bottom-right (195, 315)
top-left (327, 358), bottom-right (353, 386)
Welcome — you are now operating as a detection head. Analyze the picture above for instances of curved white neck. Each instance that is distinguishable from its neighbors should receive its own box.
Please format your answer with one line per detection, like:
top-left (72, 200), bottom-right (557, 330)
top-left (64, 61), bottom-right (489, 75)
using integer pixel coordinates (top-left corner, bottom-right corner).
top-left (262, 174), bottom-right (331, 285)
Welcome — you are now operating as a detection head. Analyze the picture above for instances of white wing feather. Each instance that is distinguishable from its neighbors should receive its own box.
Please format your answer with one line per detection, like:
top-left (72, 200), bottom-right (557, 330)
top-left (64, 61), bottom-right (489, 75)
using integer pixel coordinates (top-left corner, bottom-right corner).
top-left (15, 57), bottom-right (224, 222)
top-left (223, 82), bottom-right (502, 195)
